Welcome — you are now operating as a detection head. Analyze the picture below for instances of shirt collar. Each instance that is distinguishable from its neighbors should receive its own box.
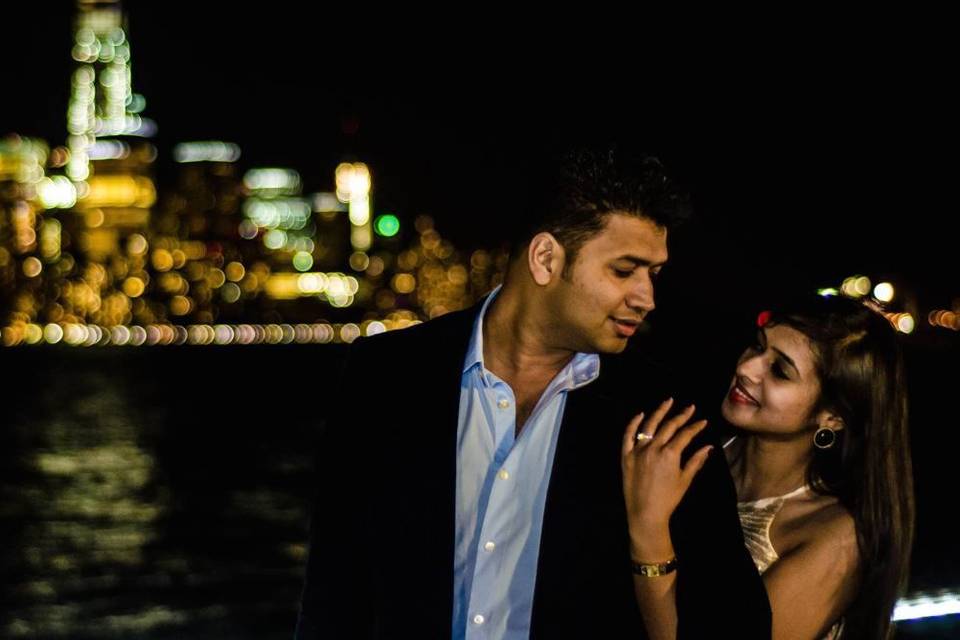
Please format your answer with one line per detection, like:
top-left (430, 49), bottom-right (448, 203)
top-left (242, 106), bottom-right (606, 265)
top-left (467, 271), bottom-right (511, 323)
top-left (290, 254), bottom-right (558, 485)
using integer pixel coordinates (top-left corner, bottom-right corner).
top-left (462, 285), bottom-right (601, 389)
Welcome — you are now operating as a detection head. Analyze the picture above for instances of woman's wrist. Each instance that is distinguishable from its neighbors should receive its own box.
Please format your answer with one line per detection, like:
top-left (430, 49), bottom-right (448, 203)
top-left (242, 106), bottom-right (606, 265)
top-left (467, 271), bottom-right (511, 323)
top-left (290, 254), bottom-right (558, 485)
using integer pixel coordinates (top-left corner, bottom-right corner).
top-left (629, 524), bottom-right (675, 563)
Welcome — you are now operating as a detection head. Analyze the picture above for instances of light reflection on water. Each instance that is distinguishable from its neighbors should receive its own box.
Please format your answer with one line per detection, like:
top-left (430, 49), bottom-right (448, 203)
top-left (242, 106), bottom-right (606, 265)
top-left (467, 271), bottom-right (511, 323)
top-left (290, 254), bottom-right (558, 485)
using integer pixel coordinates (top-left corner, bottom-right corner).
top-left (2, 347), bottom-right (325, 639)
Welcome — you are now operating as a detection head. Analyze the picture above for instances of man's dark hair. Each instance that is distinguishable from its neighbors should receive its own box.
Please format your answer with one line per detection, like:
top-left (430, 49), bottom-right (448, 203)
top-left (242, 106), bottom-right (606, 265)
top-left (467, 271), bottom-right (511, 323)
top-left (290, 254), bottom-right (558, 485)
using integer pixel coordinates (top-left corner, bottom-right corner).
top-left (510, 144), bottom-right (691, 273)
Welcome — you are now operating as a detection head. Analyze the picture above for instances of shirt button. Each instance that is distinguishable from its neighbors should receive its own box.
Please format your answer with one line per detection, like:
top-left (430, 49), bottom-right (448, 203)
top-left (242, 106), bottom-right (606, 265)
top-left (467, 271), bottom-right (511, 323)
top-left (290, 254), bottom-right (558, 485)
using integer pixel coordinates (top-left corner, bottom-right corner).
top-left (473, 614), bottom-right (485, 625)
top-left (484, 541), bottom-right (496, 552)
top-left (498, 470), bottom-right (509, 480)
top-left (497, 398), bottom-right (510, 409)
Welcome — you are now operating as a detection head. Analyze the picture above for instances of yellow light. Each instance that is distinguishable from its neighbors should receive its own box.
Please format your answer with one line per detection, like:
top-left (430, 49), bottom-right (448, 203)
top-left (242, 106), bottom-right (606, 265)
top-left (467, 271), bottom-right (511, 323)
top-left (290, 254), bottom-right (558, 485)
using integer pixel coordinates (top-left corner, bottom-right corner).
top-left (225, 261), bottom-right (245, 282)
top-left (86, 209), bottom-right (105, 228)
top-left (447, 265), bottom-right (468, 285)
top-left (264, 324), bottom-right (283, 344)
top-left (351, 225), bottom-right (373, 251)
top-left (873, 282), bottom-right (895, 303)
top-left (2, 326), bottom-right (23, 347)
top-left (81, 176), bottom-right (156, 208)
top-left (349, 251), bottom-right (370, 272)
top-left (22, 257), bottom-right (43, 278)
top-left (207, 269), bottom-right (226, 289)
top-left (392, 273), bottom-right (417, 294)
top-left (40, 219), bottom-right (61, 261)
top-left (151, 249), bottom-right (173, 272)
top-left (122, 277), bottom-right (145, 298)
top-left (170, 296), bottom-right (193, 316)
top-left (841, 277), bottom-right (857, 297)
top-left (264, 274), bottom-right (302, 300)
top-left (24, 324), bottom-right (43, 345)
top-left (854, 276), bottom-right (871, 297)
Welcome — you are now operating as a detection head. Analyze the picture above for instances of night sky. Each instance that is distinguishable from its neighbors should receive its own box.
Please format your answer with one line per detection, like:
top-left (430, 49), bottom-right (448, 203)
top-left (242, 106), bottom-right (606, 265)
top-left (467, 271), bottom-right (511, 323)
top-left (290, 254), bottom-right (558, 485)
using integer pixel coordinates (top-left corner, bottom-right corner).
top-left (4, 3), bottom-right (958, 311)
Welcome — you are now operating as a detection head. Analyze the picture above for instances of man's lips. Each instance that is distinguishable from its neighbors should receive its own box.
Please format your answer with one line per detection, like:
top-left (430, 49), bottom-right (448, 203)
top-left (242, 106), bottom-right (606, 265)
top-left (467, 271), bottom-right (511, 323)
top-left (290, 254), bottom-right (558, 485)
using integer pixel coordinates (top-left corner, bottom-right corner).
top-left (612, 317), bottom-right (641, 337)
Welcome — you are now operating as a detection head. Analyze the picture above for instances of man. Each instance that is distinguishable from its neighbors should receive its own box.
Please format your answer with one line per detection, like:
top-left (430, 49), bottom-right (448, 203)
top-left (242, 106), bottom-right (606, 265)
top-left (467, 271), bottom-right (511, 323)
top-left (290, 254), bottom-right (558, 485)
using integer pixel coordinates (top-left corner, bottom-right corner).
top-left (295, 147), bottom-right (770, 638)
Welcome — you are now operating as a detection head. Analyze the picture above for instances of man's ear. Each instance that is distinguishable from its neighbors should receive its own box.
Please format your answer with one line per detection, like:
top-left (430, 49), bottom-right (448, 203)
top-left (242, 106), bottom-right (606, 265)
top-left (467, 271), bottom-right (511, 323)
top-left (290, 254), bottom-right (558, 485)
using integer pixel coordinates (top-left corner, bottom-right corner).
top-left (527, 232), bottom-right (565, 286)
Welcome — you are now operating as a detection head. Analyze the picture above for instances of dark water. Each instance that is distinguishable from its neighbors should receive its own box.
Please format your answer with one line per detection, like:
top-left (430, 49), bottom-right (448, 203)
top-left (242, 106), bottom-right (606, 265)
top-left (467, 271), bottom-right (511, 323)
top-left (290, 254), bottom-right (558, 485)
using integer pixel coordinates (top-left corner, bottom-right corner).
top-left (1, 343), bottom-right (956, 638)
top-left (2, 345), bottom-right (344, 639)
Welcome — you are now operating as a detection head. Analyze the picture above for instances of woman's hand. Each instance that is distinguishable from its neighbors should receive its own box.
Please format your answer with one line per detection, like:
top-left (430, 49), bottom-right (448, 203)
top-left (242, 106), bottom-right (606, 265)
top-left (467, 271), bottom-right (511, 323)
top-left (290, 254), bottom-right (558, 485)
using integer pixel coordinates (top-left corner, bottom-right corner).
top-left (621, 398), bottom-right (713, 536)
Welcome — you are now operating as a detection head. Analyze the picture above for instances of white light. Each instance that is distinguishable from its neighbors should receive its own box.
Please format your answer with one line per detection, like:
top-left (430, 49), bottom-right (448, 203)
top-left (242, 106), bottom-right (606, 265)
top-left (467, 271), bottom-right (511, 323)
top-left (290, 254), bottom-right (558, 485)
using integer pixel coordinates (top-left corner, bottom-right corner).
top-left (873, 282), bottom-right (895, 303)
top-left (896, 314), bottom-right (915, 334)
top-left (244, 198), bottom-right (311, 230)
top-left (214, 325), bottom-right (235, 345)
top-left (44, 324), bottom-right (64, 344)
top-left (366, 321), bottom-right (387, 336)
top-left (87, 140), bottom-right (130, 160)
top-left (349, 197), bottom-right (370, 226)
top-left (244, 168), bottom-right (301, 193)
top-left (37, 176), bottom-right (78, 209)
top-left (173, 141), bottom-right (241, 163)
top-left (893, 590), bottom-right (960, 621)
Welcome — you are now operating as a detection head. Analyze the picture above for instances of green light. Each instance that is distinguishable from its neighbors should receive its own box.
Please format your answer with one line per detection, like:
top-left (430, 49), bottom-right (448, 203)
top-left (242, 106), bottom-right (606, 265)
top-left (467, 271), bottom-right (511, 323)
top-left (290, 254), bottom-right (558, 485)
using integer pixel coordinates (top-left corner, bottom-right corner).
top-left (293, 251), bottom-right (314, 272)
top-left (375, 214), bottom-right (400, 237)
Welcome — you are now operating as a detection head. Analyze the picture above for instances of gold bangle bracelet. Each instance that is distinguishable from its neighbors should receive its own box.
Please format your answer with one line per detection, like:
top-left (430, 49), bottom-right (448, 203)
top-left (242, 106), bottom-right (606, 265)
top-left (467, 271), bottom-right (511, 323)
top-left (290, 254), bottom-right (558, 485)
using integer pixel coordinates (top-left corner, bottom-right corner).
top-left (631, 556), bottom-right (678, 577)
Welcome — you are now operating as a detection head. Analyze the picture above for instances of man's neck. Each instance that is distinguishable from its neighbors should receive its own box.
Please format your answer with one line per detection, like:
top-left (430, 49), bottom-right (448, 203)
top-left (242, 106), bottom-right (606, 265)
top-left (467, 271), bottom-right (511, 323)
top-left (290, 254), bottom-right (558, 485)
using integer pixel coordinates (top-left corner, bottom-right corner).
top-left (481, 284), bottom-right (574, 385)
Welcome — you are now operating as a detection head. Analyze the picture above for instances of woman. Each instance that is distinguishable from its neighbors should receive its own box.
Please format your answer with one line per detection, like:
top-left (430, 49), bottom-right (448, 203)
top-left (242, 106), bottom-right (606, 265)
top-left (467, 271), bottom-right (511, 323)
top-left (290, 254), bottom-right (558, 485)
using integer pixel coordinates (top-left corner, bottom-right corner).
top-left (622, 294), bottom-right (914, 639)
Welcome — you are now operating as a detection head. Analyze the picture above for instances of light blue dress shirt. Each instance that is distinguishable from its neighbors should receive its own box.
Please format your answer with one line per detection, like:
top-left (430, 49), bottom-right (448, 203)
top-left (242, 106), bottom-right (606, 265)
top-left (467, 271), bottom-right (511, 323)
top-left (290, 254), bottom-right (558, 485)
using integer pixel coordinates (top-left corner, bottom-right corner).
top-left (452, 287), bottom-right (601, 639)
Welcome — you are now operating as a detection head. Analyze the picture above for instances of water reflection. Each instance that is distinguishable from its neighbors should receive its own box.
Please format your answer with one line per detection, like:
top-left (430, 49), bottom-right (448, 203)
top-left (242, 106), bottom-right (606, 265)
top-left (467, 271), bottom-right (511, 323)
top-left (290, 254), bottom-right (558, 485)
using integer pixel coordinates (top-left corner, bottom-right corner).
top-left (2, 346), bottom-right (331, 639)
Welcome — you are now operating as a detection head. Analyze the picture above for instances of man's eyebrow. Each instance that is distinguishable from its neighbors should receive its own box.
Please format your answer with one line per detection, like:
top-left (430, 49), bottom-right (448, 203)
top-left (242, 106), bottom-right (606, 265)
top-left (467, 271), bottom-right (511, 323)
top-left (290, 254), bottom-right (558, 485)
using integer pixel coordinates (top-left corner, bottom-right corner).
top-left (614, 255), bottom-right (667, 268)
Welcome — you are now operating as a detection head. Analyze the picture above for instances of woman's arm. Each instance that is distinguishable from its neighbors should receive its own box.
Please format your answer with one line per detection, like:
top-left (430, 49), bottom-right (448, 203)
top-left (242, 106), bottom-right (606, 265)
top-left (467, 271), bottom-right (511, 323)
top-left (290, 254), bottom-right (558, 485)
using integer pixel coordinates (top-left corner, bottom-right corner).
top-left (762, 511), bottom-right (860, 639)
top-left (622, 398), bottom-right (713, 640)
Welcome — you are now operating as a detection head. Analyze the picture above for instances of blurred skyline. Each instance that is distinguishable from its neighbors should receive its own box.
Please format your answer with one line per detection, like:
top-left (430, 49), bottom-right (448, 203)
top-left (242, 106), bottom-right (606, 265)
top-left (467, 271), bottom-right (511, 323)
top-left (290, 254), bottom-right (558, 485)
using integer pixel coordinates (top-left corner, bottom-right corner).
top-left (3, 2), bottom-right (958, 317)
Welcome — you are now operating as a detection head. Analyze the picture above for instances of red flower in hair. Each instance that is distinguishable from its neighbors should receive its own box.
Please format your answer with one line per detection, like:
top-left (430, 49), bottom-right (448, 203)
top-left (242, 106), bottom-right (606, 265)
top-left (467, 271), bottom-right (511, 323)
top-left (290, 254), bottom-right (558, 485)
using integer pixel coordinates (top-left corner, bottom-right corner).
top-left (757, 310), bottom-right (772, 327)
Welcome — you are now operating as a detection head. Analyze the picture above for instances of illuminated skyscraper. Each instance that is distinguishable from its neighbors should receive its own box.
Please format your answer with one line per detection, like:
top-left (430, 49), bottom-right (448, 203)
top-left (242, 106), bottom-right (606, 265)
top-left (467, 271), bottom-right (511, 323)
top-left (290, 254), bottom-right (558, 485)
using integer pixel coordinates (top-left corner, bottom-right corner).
top-left (67, 0), bottom-right (156, 257)
top-left (61, 0), bottom-right (157, 325)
